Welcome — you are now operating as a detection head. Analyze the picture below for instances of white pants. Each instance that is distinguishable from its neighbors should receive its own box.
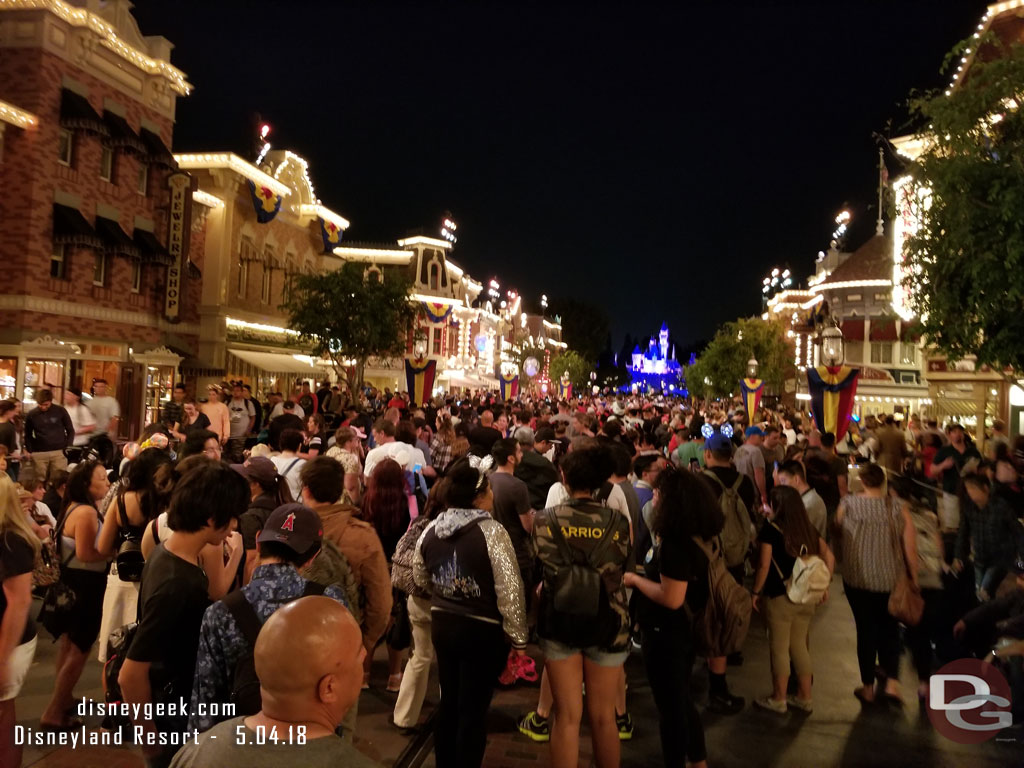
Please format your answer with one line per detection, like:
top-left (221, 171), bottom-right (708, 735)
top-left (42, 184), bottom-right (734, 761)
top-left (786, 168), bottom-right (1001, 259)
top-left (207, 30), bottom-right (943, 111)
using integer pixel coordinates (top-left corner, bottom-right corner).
top-left (0, 636), bottom-right (37, 701)
top-left (393, 594), bottom-right (434, 728)
top-left (97, 570), bottom-right (140, 662)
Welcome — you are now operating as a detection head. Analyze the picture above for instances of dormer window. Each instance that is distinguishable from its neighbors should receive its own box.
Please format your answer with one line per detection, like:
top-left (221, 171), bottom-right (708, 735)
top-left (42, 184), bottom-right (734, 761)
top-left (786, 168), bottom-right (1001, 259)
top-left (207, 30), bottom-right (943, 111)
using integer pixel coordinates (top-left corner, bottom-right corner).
top-left (429, 263), bottom-right (440, 291)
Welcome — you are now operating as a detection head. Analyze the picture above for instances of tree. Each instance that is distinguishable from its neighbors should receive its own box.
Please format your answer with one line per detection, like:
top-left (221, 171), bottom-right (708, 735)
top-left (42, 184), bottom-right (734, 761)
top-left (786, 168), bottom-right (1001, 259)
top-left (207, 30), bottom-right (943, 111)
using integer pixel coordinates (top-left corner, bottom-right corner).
top-left (685, 317), bottom-right (791, 400)
top-left (280, 263), bottom-right (418, 392)
top-left (901, 37), bottom-right (1024, 372)
top-left (546, 298), bottom-right (610, 364)
top-left (549, 350), bottom-right (595, 392)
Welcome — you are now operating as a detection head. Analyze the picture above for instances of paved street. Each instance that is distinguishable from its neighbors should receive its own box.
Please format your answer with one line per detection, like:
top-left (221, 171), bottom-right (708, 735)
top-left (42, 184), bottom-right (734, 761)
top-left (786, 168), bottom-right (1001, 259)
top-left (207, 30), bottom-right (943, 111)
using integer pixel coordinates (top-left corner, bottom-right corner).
top-left (16, 577), bottom-right (1022, 768)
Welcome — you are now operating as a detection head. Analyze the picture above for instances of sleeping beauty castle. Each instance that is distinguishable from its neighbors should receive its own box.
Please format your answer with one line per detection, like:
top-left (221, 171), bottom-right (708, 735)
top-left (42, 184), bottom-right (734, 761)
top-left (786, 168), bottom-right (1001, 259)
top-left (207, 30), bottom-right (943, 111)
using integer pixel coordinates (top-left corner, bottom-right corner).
top-left (628, 323), bottom-right (685, 392)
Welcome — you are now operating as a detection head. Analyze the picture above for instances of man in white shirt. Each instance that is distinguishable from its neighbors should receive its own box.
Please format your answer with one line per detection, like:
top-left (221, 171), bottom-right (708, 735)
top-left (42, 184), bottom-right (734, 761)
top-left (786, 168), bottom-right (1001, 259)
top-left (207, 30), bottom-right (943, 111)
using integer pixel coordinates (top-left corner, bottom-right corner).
top-left (776, 459), bottom-right (828, 539)
top-left (271, 428), bottom-right (307, 500)
top-left (268, 396), bottom-right (304, 421)
top-left (363, 419), bottom-right (411, 480)
top-left (64, 386), bottom-right (96, 447)
top-left (86, 379), bottom-right (120, 438)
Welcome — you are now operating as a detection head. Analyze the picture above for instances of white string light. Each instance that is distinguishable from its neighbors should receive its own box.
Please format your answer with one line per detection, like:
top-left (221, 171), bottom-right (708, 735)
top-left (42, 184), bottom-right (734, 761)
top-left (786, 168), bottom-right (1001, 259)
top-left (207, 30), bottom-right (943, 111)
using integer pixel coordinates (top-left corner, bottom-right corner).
top-left (0, 99), bottom-right (38, 128)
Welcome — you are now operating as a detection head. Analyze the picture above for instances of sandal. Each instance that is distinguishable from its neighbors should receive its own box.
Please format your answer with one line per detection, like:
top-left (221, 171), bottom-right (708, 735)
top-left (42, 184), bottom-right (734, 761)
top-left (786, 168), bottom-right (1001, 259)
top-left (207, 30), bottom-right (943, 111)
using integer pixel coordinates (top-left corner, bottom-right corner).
top-left (386, 673), bottom-right (403, 693)
top-left (854, 688), bottom-right (875, 706)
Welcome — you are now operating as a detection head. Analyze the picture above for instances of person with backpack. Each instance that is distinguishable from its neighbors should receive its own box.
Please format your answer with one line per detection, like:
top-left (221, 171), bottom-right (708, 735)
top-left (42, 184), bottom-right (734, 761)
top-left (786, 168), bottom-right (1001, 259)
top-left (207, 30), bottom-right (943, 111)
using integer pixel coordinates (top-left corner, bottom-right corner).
top-left (750, 486), bottom-right (834, 713)
top-left (187, 503), bottom-right (348, 734)
top-left (533, 446), bottom-right (633, 768)
top-left (233, 457), bottom-right (294, 585)
top-left (624, 465), bottom-right (731, 768)
top-left (413, 457), bottom-right (527, 768)
top-left (699, 432), bottom-right (755, 713)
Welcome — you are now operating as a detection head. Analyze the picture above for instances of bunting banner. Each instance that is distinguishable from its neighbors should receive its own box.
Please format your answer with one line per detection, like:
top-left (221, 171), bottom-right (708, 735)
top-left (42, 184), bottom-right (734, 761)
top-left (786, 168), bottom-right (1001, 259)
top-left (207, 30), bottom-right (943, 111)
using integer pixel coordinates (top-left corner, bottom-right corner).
top-left (422, 302), bottom-right (453, 323)
top-left (740, 377), bottom-right (764, 418)
top-left (320, 217), bottom-right (343, 253)
top-left (499, 372), bottom-right (519, 401)
top-left (247, 180), bottom-right (283, 223)
top-left (806, 365), bottom-right (860, 441)
top-left (558, 379), bottom-right (572, 400)
top-left (405, 356), bottom-right (437, 407)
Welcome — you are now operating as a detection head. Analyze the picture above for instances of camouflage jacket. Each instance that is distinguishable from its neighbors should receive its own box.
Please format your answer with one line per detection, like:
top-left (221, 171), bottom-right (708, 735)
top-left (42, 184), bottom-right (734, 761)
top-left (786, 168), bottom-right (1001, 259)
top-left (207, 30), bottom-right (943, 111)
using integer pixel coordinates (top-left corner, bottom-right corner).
top-left (534, 499), bottom-right (633, 652)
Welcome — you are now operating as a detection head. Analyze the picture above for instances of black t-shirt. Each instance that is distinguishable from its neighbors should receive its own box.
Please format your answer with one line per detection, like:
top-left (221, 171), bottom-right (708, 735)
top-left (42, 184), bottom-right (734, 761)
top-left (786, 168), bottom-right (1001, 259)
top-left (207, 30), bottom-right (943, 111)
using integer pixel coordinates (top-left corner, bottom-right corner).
top-left (238, 495), bottom-right (277, 551)
top-left (489, 471), bottom-right (533, 573)
top-left (0, 530), bottom-right (37, 645)
top-left (127, 544), bottom-right (209, 703)
top-left (757, 522), bottom-right (796, 599)
top-left (183, 412), bottom-right (211, 436)
top-left (468, 426), bottom-right (503, 455)
top-left (0, 421), bottom-right (16, 456)
top-left (635, 533), bottom-right (709, 630)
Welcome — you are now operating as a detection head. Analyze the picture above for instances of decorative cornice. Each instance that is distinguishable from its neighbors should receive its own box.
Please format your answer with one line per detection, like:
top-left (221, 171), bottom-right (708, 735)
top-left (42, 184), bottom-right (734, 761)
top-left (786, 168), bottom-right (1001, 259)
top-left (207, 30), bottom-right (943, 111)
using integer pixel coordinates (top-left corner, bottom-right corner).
top-left (0, 294), bottom-right (200, 335)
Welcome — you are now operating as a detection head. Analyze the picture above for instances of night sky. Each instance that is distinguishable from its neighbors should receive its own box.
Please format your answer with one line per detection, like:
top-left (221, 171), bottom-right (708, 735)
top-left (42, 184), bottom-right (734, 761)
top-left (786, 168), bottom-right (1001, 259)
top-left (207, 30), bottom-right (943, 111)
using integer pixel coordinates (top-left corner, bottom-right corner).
top-left (132, 0), bottom-right (990, 350)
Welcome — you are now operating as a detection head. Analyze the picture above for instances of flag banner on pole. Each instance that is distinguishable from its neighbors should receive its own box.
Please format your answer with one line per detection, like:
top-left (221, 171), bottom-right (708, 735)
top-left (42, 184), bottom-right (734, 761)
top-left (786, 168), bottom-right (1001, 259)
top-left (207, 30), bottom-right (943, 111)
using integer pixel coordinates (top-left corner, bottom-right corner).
top-left (500, 372), bottom-right (519, 401)
top-left (806, 365), bottom-right (860, 441)
top-left (740, 377), bottom-right (764, 418)
top-left (247, 180), bottom-right (282, 223)
top-left (405, 357), bottom-right (437, 407)
top-left (558, 380), bottom-right (572, 400)
top-left (422, 302), bottom-right (453, 323)
top-left (320, 217), bottom-right (343, 252)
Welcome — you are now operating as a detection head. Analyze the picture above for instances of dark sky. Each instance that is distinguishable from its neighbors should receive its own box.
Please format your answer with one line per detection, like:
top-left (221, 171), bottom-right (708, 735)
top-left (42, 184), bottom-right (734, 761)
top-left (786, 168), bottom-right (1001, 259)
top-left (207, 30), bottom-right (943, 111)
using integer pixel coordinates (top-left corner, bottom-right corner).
top-left (133, 0), bottom-right (989, 350)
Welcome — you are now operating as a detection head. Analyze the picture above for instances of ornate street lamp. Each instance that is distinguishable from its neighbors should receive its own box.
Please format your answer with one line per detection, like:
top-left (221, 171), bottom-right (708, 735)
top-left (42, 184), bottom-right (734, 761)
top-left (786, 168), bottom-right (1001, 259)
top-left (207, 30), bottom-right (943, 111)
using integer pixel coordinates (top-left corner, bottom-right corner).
top-left (746, 358), bottom-right (759, 379)
top-left (820, 324), bottom-right (845, 367)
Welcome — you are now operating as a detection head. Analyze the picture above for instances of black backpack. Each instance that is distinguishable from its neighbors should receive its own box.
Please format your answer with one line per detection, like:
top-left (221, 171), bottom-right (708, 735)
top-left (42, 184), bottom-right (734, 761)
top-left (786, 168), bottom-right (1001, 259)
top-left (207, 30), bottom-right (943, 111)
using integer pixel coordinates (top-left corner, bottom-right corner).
top-left (223, 580), bottom-right (326, 715)
top-left (541, 502), bottom-right (619, 648)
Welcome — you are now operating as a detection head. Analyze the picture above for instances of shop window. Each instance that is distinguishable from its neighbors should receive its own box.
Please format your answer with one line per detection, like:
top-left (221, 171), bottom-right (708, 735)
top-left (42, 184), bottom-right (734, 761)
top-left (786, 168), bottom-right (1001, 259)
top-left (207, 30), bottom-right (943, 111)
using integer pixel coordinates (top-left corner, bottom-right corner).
top-left (100, 146), bottom-right (114, 182)
top-left (237, 260), bottom-right (248, 298)
top-left (93, 252), bottom-right (106, 286)
top-left (24, 359), bottom-right (65, 407)
top-left (432, 327), bottom-right (443, 355)
top-left (900, 343), bottom-right (916, 365)
top-left (58, 129), bottom-right (73, 166)
top-left (261, 265), bottom-right (272, 303)
top-left (870, 341), bottom-right (893, 365)
top-left (51, 243), bottom-right (67, 279)
top-left (136, 164), bottom-right (148, 196)
top-left (131, 260), bottom-right (141, 293)
top-left (0, 358), bottom-right (16, 400)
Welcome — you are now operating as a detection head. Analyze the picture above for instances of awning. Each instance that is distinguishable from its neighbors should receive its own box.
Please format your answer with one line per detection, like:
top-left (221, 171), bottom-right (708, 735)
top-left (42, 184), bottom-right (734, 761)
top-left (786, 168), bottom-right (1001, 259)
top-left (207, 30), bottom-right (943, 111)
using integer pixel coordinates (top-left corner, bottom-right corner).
top-left (228, 348), bottom-right (319, 375)
top-left (133, 228), bottom-right (173, 266)
top-left (60, 89), bottom-right (107, 136)
top-left (869, 317), bottom-right (898, 342)
top-left (102, 111), bottom-right (146, 154)
top-left (840, 318), bottom-right (865, 342)
top-left (139, 127), bottom-right (176, 169)
top-left (53, 204), bottom-right (102, 248)
top-left (95, 216), bottom-right (140, 259)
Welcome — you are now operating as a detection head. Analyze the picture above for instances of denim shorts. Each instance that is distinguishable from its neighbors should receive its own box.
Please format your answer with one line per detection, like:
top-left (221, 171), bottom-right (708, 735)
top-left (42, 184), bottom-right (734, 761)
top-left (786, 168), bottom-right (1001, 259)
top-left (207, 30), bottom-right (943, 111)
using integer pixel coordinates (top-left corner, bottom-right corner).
top-left (539, 636), bottom-right (628, 667)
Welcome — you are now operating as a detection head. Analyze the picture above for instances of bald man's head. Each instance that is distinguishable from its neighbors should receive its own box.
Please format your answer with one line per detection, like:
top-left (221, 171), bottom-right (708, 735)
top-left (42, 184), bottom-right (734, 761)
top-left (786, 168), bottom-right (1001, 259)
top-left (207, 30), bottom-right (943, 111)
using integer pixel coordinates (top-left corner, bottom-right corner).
top-left (254, 596), bottom-right (364, 729)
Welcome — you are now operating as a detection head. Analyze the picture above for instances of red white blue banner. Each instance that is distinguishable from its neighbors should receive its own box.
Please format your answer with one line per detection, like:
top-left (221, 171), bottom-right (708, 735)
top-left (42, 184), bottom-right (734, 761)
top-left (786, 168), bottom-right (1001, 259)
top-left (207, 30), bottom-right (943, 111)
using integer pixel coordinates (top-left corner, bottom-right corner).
top-left (422, 302), bottom-right (453, 323)
top-left (247, 180), bottom-right (282, 223)
top-left (405, 357), bottom-right (437, 407)
top-left (807, 365), bottom-right (860, 441)
top-left (320, 217), bottom-right (343, 252)
top-left (740, 378), bottom-right (764, 419)
top-left (500, 372), bottom-right (519, 401)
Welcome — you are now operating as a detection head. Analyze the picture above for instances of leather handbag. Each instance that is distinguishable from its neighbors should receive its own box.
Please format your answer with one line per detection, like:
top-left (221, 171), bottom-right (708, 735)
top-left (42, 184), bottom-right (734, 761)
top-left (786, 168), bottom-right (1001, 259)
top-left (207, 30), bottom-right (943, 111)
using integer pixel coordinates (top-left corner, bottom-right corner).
top-left (887, 501), bottom-right (924, 626)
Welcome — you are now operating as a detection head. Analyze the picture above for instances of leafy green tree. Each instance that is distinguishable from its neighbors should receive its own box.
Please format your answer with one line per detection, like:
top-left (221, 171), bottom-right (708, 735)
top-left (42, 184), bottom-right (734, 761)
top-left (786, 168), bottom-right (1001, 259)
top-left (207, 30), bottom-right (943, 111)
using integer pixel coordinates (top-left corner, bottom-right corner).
top-left (280, 263), bottom-right (418, 392)
top-left (549, 350), bottom-right (595, 392)
top-left (686, 317), bottom-right (791, 399)
top-left (901, 37), bottom-right (1024, 372)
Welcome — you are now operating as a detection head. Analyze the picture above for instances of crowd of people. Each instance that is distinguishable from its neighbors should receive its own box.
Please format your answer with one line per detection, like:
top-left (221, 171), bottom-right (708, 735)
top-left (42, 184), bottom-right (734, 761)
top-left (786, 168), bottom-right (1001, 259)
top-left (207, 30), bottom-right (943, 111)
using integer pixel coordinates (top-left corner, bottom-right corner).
top-left (1, 378), bottom-right (1023, 768)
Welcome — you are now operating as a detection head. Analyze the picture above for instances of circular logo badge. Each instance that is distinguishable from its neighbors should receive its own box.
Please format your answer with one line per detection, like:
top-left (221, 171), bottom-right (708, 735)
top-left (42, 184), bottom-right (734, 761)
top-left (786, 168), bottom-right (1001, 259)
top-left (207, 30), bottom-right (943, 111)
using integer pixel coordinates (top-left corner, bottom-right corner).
top-left (927, 658), bottom-right (1013, 744)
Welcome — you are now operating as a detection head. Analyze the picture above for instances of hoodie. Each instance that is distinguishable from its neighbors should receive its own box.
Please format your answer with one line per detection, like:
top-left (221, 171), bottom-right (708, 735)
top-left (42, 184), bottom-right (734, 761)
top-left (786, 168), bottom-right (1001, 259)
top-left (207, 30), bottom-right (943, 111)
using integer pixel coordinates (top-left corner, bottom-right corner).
top-left (414, 508), bottom-right (528, 648)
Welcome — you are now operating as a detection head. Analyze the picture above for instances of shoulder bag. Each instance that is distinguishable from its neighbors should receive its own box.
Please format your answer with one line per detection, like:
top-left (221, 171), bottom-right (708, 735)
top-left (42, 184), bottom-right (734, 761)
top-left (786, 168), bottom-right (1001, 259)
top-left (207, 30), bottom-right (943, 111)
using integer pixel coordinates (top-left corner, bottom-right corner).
top-left (887, 500), bottom-right (923, 626)
top-left (38, 504), bottom-right (80, 637)
top-left (114, 495), bottom-right (145, 583)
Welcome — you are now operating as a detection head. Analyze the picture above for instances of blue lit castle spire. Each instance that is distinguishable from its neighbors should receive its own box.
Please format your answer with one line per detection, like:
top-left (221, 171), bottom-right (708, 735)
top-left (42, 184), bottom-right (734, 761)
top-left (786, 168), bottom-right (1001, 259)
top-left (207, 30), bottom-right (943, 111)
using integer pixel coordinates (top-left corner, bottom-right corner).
top-left (627, 322), bottom-right (684, 393)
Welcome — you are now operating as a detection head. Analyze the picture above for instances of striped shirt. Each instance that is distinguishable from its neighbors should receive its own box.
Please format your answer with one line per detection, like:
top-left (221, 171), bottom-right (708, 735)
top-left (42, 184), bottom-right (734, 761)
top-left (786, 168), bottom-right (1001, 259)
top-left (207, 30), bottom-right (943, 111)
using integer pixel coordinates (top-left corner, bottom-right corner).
top-left (840, 495), bottom-right (902, 592)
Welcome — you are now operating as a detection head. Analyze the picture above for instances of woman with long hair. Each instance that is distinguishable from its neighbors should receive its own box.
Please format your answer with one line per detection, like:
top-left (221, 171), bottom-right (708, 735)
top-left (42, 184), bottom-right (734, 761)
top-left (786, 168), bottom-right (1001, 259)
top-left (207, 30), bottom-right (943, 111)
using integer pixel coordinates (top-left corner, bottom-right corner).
top-left (363, 457), bottom-right (412, 691)
top-left (169, 397), bottom-right (211, 442)
top-left (430, 414), bottom-right (457, 473)
top-left (234, 456), bottom-right (293, 584)
top-left (0, 474), bottom-right (41, 767)
top-left (392, 478), bottom-right (449, 730)
top-left (534, 446), bottom-right (633, 768)
top-left (95, 448), bottom-right (174, 663)
top-left (414, 458), bottom-right (527, 768)
top-left (836, 462), bottom-right (918, 704)
top-left (750, 485), bottom-right (835, 713)
top-left (40, 460), bottom-right (110, 729)
top-left (624, 465), bottom-right (722, 768)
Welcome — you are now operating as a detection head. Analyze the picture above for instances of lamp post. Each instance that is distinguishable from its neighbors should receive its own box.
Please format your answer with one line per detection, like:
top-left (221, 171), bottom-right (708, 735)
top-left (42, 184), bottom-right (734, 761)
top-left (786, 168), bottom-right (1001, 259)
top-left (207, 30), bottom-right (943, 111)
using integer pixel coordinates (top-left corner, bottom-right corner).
top-left (820, 324), bottom-right (845, 368)
top-left (746, 357), bottom-right (759, 379)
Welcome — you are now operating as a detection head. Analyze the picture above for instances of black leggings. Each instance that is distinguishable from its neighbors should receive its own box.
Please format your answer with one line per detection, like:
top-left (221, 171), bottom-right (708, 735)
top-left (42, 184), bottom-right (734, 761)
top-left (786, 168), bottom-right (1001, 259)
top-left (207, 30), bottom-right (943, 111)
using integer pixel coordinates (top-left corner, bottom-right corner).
top-left (640, 621), bottom-right (707, 765)
top-left (844, 584), bottom-right (900, 685)
top-left (431, 612), bottom-right (508, 768)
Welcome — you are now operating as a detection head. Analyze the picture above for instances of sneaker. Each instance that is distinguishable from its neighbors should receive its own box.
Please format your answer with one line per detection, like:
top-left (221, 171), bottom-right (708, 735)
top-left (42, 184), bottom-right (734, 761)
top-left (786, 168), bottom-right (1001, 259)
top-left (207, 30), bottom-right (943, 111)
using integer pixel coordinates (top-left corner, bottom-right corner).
top-left (754, 696), bottom-right (788, 714)
top-left (616, 712), bottom-right (634, 741)
top-left (786, 695), bottom-right (813, 713)
top-left (518, 711), bottom-right (550, 743)
top-left (706, 692), bottom-right (745, 715)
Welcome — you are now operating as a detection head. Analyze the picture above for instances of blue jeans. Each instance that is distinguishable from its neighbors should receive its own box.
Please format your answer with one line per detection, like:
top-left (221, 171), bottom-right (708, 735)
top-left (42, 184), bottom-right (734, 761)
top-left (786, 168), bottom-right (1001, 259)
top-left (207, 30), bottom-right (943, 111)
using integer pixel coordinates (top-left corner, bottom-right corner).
top-left (975, 563), bottom-right (1007, 599)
